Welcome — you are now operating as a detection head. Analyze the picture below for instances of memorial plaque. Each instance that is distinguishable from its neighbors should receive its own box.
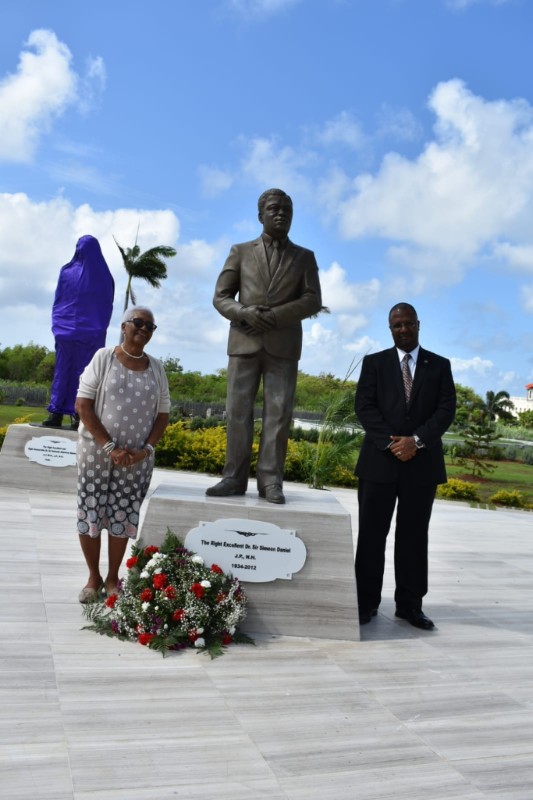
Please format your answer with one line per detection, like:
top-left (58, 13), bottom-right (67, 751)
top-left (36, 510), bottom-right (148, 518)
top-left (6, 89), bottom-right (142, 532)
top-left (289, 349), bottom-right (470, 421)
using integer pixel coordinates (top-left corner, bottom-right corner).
top-left (24, 435), bottom-right (77, 468)
top-left (185, 517), bottom-right (306, 583)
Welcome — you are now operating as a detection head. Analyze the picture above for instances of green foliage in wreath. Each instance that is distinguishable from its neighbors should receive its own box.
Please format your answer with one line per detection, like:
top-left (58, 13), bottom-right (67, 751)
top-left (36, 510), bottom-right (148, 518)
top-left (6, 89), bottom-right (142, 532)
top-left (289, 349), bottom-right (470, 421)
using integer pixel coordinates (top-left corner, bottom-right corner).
top-left (82, 529), bottom-right (253, 657)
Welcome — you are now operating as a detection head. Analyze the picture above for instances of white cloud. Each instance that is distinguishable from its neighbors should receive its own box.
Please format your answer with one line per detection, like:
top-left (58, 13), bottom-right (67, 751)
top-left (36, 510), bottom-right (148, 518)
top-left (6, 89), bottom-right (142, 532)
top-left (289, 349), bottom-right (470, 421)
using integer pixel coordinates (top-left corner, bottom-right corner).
top-left (446, 0), bottom-right (511, 8)
top-left (450, 356), bottom-right (494, 375)
top-left (0, 30), bottom-right (77, 161)
top-left (377, 104), bottom-right (422, 142)
top-left (0, 190), bottom-right (179, 323)
top-left (520, 284), bottom-right (533, 313)
top-left (0, 29), bottom-right (106, 163)
top-left (0, 191), bottom-right (238, 371)
top-left (316, 111), bottom-right (365, 150)
top-left (240, 135), bottom-right (315, 195)
top-left (79, 56), bottom-right (107, 114)
top-left (228, 0), bottom-right (302, 17)
top-left (320, 262), bottom-right (381, 313)
top-left (173, 238), bottom-right (227, 277)
top-left (336, 79), bottom-right (533, 287)
top-left (198, 165), bottom-right (234, 198)
top-left (494, 242), bottom-right (533, 273)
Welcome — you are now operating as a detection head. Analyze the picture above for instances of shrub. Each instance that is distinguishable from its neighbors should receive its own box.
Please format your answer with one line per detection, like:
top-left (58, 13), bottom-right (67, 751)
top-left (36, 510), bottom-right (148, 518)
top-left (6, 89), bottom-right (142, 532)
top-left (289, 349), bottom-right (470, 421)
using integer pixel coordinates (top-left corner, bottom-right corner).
top-left (488, 489), bottom-right (526, 508)
top-left (176, 426), bottom-right (235, 474)
top-left (283, 440), bottom-right (311, 483)
top-left (155, 422), bottom-right (188, 468)
top-left (437, 478), bottom-right (480, 502)
top-left (0, 425), bottom-right (6, 450)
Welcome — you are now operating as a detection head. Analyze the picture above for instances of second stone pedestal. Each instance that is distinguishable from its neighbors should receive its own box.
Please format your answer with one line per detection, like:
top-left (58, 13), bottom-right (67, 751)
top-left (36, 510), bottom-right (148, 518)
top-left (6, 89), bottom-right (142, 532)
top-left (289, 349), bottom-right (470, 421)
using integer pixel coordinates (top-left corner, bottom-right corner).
top-left (140, 481), bottom-right (360, 641)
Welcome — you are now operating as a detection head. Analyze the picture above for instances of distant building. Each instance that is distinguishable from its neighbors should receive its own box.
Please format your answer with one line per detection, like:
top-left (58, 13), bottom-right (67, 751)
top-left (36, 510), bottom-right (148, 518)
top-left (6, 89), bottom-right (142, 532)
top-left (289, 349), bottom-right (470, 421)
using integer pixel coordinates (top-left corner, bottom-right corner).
top-left (509, 384), bottom-right (533, 416)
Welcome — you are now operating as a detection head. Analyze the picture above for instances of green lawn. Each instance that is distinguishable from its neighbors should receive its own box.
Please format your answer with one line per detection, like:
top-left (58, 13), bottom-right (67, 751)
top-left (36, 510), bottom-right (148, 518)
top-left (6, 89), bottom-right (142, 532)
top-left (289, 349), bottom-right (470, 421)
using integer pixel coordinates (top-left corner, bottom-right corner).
top-left (445, 458), bottom-right (533, 505)
top-left (0, 406), bottom-right (43, 426)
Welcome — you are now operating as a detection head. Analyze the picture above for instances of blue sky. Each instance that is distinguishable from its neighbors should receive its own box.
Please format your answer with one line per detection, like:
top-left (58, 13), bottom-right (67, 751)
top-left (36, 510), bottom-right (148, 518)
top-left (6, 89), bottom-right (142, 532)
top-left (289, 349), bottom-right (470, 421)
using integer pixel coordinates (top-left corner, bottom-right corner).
top-left (1, 0), bottom-right (532, 399)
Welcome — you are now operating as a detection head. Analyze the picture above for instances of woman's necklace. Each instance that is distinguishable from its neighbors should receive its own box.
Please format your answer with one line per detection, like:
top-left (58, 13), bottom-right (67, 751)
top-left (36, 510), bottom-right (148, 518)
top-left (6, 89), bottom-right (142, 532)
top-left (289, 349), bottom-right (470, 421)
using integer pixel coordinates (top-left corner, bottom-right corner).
top-left (120, 343), bottom-right (145, 360)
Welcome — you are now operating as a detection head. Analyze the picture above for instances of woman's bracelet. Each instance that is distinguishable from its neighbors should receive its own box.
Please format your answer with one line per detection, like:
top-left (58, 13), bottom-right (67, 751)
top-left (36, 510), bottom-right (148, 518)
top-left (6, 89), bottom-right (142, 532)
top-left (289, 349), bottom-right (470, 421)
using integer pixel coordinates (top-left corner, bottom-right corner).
top-left (102, 440), bottom-right (116, 455)
top-left (144, 443), bottom-right (155, 457)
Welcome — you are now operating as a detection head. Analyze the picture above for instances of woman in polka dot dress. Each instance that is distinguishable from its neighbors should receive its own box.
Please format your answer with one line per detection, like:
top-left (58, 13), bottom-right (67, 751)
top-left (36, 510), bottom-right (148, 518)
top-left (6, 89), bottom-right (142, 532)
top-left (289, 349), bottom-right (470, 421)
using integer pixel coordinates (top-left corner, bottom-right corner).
top-left (75, 306), bottom-right (170, 602)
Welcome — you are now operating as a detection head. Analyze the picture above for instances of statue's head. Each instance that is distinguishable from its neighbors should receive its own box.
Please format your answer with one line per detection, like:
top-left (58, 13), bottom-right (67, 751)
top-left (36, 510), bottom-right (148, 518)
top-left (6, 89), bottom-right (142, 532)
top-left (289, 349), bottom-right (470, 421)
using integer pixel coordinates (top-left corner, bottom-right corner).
top-left (258, 188), bottom-right (293, 239)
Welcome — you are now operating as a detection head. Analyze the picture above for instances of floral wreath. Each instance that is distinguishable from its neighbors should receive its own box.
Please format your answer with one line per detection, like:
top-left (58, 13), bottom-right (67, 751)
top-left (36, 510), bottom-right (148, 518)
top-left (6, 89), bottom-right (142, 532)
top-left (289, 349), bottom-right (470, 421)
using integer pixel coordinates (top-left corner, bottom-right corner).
top-left (83, 529), bottom-right (252, 657)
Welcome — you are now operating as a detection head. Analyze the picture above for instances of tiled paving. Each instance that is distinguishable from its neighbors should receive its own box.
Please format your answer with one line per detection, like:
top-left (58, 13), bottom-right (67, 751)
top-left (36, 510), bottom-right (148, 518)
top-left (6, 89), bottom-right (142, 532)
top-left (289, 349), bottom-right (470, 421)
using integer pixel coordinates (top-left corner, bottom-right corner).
top-left (1, 469), bottom-right (533, 799)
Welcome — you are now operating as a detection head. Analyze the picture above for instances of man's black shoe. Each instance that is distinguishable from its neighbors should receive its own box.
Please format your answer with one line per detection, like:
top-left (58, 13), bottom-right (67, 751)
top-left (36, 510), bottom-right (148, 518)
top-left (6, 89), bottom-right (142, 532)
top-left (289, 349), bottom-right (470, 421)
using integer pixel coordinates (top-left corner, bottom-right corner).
top-left (206, 480), bottom-right (245, 497)
top-left (358, 608), bottom-right (378, 625)
top-left (259, 484), bottom-right (285, 504)
top-left (395, 608), bottom-right (435, 630)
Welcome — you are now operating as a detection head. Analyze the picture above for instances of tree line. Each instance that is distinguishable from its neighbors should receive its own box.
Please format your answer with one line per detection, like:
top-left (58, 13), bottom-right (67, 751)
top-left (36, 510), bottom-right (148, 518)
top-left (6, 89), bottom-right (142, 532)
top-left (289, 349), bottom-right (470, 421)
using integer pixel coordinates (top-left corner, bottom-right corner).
top-left (1, 342), bottom-right (533, 427)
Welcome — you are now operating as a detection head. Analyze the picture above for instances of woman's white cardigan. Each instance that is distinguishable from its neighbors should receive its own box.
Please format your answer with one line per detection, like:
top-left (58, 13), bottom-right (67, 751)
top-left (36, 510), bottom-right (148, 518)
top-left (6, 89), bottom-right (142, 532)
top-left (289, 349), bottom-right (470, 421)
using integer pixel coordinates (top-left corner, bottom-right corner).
top-left (76, 347), bottom-right (170, 439)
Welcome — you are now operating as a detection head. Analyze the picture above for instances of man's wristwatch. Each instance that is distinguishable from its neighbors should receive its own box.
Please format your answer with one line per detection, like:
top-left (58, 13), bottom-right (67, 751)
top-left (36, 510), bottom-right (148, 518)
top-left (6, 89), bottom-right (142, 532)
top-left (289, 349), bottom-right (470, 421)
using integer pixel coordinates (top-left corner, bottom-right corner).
top-left (413, 434), bottom-right (425, 449)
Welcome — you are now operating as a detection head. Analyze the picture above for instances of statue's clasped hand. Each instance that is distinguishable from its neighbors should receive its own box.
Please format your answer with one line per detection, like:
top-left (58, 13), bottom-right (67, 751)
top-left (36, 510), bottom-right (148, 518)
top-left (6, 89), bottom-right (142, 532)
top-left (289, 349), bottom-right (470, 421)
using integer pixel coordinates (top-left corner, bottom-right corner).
top-left (389, 435), bottom-right (417, 462)
top-left (238, 305), bottom-right (277, 333)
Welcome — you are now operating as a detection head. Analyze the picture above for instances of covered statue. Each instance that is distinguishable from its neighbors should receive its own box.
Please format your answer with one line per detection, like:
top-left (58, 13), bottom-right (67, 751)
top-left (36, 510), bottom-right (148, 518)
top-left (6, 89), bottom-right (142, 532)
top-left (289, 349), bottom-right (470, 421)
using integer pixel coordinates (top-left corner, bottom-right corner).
top-left (43, 235), bottom-right (114, 429)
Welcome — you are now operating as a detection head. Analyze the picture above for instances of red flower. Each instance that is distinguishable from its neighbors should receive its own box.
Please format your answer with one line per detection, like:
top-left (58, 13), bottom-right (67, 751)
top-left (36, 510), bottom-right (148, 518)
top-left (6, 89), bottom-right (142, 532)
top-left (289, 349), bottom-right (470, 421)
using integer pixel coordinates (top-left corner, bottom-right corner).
top-left (153, 573), bottom-right (168, 590)
top-left (138, 632), bottom-right (155, 646)
top-left (144, 545), bottom-right (159, 557)
top-left (187, 629), bottom-right (199, 642)
top-left (190, 582), bottom-right (204, 598)
top-left (173, 609), bottom-right (185, 621)
top-left (105, 594), bottom-right (118, 608)
top-left (164, 585), bottom-right (177, 599)
top-left (126, 556), bottom-right (138, 569)
top-left (210, 563), bottom-right (223, 574)
top-left (222, 633), bottom-right (233, 645)
top-left (217, 591), bottom-right (227, 603)
top-left (140, 588), bottom-right (153, 602)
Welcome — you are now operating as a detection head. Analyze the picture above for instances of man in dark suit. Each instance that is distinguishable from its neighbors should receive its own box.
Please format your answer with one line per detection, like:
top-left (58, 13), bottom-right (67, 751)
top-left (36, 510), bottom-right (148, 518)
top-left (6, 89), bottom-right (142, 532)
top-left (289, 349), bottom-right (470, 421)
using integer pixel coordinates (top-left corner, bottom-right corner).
top-left (206, 188), bottom-right (323, 504)
top-left (354, 303), bottom-right (456, 629)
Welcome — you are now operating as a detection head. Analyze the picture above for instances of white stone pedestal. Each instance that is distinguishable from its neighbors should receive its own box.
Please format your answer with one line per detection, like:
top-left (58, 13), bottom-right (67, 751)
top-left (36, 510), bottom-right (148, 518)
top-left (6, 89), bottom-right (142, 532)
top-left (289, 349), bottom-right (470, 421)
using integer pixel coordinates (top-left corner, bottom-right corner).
top-left (140, 482), bottom-right (360, 641)
top-left (0, 423), bottom-right (78, 493)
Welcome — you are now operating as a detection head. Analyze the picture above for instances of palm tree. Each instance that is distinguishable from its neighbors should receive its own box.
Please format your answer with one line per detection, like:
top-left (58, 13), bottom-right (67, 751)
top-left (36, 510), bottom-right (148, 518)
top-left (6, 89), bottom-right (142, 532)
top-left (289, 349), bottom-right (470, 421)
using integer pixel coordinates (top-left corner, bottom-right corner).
top-left (114, 232), bottom-right (176, 312)
top-left (483, 389), bottom-right (515, 422)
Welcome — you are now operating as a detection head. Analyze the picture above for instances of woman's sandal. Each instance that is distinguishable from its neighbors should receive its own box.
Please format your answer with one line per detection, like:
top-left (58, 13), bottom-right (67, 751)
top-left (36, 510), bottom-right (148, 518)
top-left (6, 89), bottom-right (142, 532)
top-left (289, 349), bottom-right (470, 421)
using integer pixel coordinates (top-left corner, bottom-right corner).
top-left (78, 579), bottom-right (104, 604)
top-left (105, 580), bottom-right (120, 597)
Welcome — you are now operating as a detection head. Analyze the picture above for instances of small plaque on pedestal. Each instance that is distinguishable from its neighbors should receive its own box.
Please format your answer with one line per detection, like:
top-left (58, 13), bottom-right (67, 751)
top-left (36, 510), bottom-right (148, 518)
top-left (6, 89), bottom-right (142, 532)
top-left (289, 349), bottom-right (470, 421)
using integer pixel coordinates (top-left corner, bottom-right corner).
top-left (185, 518), bottom-right (306, 582)
top-left (25, 435), bottom-right (76, 467)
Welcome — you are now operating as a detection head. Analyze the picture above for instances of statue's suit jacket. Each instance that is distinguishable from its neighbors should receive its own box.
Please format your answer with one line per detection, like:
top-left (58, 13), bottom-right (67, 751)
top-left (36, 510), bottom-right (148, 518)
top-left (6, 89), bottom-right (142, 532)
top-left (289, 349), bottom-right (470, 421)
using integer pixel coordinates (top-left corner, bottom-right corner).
top-left (213, 237), bottom-right (322, 358)
top-left (355, 347), bottom-right (456, 486)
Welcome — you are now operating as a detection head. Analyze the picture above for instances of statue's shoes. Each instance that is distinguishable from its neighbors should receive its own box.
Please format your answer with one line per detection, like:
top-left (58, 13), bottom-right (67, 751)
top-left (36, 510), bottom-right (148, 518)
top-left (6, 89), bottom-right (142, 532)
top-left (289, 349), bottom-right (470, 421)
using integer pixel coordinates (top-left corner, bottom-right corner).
top-left (42, 413), bottom-right (64, 428)
top-left (259, 484), bottom-right (285, 504)
top-left (206, 480), bottom-right (245, 497)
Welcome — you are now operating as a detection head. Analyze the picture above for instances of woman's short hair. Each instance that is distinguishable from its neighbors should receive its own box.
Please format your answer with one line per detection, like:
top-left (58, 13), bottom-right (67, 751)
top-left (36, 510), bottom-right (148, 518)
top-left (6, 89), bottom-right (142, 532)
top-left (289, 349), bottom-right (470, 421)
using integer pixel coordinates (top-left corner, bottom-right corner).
top-left (121, 306), bottom-right (154, 325)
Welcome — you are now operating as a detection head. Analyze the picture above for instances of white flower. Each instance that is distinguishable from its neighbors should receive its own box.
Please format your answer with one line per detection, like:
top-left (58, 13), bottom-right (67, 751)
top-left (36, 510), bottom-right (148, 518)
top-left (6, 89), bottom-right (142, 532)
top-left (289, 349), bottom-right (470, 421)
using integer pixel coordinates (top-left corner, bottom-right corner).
top-left (196, 627), bottom-right (204, 635)
top-left (194, 637), bottom-right (205, 648)
top-left (154, 567), bottom-right (162, 574)
top-left (155, 606), bottom-right (159, 611)
top-left (200, 580), bottom-right (211, 588)
top-left (140, 571), bottom-right (149, 579)
top-left (229, 625), bottom-right (236, 635)
top-left (141, 602), bottom-right (150, 611)
top-left (191, 555), bottom-right (204, 565)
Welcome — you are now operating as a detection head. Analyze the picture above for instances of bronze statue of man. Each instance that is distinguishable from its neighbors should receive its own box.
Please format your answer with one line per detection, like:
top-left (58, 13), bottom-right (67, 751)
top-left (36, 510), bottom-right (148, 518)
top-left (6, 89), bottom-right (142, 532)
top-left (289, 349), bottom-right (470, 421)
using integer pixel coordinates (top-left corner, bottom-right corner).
top-left (206, 189), bottom-right (323, 504)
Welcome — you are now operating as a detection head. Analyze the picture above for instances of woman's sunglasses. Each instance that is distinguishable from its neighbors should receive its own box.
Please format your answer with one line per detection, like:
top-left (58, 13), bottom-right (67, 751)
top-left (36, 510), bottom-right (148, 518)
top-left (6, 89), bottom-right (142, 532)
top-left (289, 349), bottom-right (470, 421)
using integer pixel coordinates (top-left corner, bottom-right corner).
top-left (127, 318), bottom-right (157, 332)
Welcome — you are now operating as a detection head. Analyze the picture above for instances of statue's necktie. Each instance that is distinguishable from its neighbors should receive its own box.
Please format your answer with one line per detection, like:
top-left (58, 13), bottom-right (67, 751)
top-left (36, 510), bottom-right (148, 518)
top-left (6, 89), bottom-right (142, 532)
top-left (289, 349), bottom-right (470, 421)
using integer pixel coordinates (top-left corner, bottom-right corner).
top-left (269, 240), bottom-right (280, 278)
top-left (402, 353), bottom-right (413, 402)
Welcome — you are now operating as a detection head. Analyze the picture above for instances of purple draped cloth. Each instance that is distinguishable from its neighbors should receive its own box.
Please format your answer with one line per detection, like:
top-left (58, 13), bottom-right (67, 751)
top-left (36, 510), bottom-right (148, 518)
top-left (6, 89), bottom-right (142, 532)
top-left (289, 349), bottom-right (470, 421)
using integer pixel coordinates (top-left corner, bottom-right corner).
top-left (48, 236), bottom-right (114, 416)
